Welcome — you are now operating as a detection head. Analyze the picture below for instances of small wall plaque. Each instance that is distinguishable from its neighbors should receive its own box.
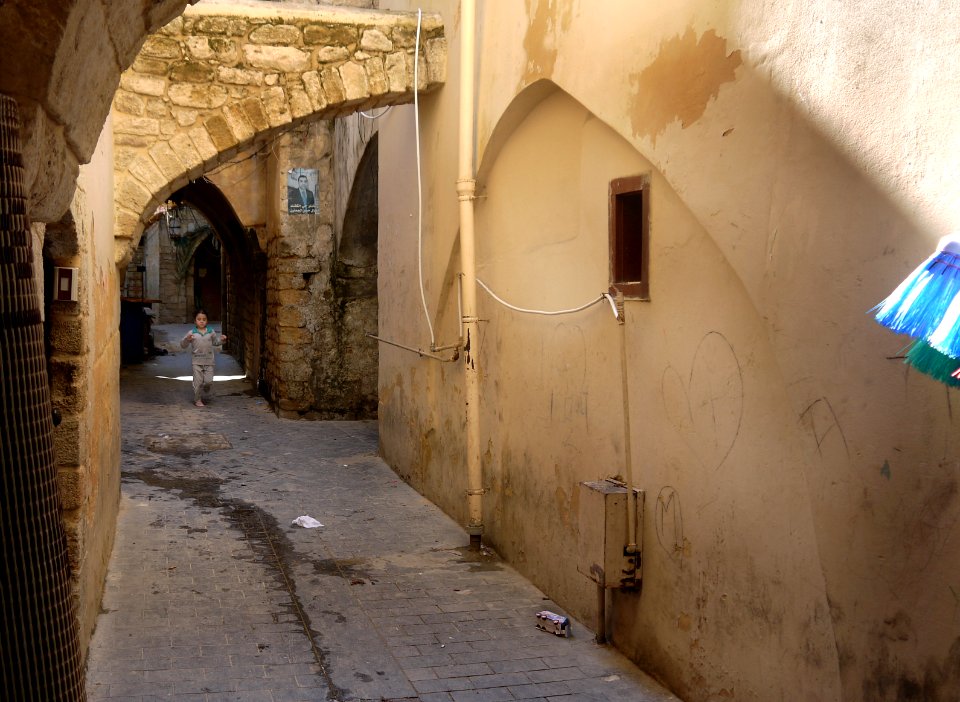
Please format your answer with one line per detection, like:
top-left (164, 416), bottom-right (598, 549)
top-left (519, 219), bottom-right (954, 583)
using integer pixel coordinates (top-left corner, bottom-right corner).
top-left (54, 266), bottom-right (78, 302)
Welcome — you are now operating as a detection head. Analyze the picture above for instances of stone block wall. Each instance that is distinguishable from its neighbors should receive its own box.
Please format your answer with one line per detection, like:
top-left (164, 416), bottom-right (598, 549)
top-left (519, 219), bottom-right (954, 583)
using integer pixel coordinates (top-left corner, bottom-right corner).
top-left (110, 2), bottom-right (446, 260)
top-left (264, 123), bottom-right (335, 416)
top-left (158, 229), bottom-right (193, 324)
top-left (104, 1), bottom-right (447, 421)
top-left (223, 224), bottom-right (267, 387)
top-left (42, 122), bottom-right (121, 656)
top-left (121, 244), bottom-right (146, 299)
top-left (260, 117), bottom-right (378, 419)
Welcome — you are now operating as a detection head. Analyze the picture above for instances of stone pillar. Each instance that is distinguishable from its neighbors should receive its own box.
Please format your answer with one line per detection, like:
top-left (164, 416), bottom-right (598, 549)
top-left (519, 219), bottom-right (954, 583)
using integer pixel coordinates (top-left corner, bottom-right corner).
top-left (265, 122), bottom-right (335, 417)
top-left (0, 92), bottom-right (86, 701)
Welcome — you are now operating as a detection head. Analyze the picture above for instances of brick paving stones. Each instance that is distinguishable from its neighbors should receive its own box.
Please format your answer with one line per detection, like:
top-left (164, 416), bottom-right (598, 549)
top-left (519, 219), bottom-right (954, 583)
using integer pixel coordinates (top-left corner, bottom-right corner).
top-left (85, 324), bottom-right (681, 702)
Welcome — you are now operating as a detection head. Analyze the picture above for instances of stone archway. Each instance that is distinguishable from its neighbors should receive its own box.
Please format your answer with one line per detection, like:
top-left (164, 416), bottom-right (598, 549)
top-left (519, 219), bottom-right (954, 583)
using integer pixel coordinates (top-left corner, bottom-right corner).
top-left (317, 133), bottom-right (380, 418)
top-left (111, 3), bottom-right (445, 264)
top-left (170, 177), bottom-right (268, 388)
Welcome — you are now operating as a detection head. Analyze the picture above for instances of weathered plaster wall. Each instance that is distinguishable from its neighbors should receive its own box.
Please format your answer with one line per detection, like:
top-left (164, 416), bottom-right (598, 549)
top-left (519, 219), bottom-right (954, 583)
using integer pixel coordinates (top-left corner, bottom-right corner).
top-left (45, 114), bottom-right (120, 655)
top-left (478, 93), bottom-right (841, 699)
top-left (378, 0), bottom-right (960, 699)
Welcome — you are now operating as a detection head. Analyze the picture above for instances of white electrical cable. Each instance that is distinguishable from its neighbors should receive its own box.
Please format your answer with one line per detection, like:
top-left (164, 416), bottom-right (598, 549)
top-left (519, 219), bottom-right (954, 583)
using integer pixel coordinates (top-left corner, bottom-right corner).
top-left (604, 292), bottom-right (620, 320)
top-left (360, 106), bottom-right (392, 120)
top-left (477, 278), bottom-right (616, 317)
top-left (413, 8), bottom-right (435, 346)
top-left (407, 8), bottom-right (614, 339)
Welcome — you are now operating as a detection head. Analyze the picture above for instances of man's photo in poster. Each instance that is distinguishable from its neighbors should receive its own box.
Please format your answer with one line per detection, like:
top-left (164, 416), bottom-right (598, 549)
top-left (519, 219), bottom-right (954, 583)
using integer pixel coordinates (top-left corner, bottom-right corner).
top-left (287, 168), bottom-right (318, 215)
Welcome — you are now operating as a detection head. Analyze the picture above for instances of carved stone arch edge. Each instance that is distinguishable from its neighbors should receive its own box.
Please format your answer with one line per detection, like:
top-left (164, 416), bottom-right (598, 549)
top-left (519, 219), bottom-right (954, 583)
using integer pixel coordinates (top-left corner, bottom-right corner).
top-left (112, 7), bottom-right (447, 269)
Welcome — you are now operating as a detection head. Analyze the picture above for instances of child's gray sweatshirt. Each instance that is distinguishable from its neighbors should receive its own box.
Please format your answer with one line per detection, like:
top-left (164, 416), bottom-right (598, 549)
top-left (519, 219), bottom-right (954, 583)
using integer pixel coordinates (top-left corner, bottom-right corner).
top-left (180, 327), bottom-right (222, 364)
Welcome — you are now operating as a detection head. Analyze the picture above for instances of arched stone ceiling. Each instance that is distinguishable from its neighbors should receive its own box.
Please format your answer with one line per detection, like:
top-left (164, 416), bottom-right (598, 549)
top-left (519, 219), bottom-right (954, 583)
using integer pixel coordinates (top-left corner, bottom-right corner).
top-left (112, 3), bottom-right (445, 266)
top-left (0, 0), bottom-right (196, 223)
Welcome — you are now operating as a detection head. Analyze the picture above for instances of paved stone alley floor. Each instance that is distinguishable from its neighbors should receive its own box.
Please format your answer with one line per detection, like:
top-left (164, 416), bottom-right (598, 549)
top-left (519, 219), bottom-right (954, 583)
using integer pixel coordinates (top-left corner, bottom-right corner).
top-left (85, 324), bottom-right (680, 702)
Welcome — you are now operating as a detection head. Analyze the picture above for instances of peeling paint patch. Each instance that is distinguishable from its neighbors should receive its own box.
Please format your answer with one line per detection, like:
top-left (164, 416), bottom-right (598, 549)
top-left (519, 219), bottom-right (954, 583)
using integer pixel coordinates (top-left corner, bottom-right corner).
top-left (521, 0), bottom-right (573, 85)
top-left (628, 28), bottom-right (742, 143)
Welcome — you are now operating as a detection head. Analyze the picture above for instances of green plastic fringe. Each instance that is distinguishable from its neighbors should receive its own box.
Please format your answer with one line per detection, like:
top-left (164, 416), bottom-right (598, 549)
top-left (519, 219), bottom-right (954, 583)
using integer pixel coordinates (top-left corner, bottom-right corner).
top-left (905, 339), bottom-right (960, 388)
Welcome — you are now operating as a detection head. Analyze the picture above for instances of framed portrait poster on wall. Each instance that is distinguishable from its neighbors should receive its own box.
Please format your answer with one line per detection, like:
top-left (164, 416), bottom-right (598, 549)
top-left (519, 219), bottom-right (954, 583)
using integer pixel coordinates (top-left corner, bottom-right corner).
top-left (287, 168), bottom-right (318, 215)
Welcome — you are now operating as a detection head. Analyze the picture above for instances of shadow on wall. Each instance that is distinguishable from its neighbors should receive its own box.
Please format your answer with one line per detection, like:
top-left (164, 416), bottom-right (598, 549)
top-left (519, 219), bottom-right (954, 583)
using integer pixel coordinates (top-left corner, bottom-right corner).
top-left (643, 47), bottom-right (960, 702)
top-left (320, 133), bottom-right (379, 419)
top-left (427, 44), bottom-right (960, 701)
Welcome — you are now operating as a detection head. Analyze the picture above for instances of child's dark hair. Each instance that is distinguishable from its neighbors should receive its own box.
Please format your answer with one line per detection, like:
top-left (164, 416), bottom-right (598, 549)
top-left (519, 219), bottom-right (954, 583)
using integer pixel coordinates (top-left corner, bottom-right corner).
top-left (194, 308), bottom-right (208, 317)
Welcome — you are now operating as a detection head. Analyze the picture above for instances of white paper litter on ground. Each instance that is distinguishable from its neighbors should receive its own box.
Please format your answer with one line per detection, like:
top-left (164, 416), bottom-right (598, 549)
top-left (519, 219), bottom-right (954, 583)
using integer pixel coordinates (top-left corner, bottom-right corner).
top-left (291, 515), bottom-right (324, 528)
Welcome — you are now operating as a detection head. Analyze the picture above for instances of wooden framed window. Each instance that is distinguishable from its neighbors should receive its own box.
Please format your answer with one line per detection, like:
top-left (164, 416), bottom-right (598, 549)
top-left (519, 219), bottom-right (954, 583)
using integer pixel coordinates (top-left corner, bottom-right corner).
top-left (609, 175), bottom-right (650, 300)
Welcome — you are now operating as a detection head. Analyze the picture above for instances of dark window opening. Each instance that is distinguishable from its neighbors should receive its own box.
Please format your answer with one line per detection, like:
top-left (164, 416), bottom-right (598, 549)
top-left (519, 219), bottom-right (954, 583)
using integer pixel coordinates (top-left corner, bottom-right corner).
top-left (609, 175), bottom-right (650, 300)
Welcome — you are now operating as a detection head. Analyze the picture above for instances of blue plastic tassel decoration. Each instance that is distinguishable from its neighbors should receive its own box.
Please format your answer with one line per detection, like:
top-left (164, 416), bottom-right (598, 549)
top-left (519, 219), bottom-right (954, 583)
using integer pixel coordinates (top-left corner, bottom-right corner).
top-left (872, 236), bottom-right (960, 340)
top-left (926, 288), bottom-right (960, 358)
top-left (873, 234), bottom-right (960, 388)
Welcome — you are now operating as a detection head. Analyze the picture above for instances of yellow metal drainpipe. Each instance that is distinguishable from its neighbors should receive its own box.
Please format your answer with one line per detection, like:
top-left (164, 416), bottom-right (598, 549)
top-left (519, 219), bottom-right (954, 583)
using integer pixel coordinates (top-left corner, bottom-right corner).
top-left (456, 0), bottom-right (483, 549)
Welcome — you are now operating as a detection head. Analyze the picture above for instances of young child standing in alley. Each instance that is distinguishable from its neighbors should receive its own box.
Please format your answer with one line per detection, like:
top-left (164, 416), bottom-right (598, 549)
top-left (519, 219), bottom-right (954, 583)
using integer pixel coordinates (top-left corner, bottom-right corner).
top-left (180, 309), bottom-right (227, 407)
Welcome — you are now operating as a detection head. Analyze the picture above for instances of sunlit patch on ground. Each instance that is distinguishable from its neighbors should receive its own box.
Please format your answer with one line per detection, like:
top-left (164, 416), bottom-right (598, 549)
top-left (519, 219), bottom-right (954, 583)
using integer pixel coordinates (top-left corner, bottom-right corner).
top-left (154, 374), bottom-right (247, 382)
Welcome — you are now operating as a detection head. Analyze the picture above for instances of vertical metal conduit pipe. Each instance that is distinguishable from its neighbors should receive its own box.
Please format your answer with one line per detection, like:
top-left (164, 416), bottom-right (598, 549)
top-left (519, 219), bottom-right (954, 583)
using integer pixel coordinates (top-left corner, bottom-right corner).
top-left (617, 294), bottom-right (638, 555)
top-left (456, 0), bottom-right (483, 548)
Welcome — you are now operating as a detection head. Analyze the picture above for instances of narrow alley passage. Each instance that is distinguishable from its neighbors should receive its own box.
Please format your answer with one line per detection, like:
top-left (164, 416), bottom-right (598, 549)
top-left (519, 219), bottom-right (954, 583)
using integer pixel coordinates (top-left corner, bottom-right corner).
top-left (85, 325), bottom-right (679, 702)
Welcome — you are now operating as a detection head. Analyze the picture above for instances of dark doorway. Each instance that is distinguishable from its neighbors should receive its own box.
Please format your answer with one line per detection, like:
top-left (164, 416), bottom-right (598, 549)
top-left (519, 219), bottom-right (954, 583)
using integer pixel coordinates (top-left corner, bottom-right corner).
top-left (163, 179), bottom-right (267, 393)
top-left (193, 234), bottom-right (222, 320)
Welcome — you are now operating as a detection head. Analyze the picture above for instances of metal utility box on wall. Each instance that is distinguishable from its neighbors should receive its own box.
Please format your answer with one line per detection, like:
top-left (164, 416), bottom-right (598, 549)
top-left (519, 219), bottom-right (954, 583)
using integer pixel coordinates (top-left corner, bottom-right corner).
top-left (578, 480), bottom-right (644, 589)
top-left (54, 267), bottom-right (78, 302)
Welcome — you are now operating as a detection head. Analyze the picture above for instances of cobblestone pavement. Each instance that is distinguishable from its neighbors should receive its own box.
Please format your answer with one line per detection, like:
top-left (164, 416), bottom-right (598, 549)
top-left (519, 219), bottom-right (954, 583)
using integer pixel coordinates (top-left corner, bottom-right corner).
top-left (85, 324), bottom-right (680, 702)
